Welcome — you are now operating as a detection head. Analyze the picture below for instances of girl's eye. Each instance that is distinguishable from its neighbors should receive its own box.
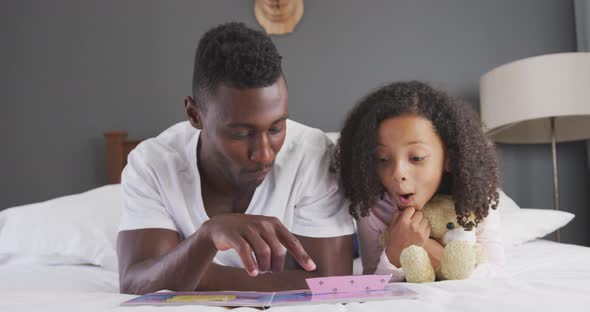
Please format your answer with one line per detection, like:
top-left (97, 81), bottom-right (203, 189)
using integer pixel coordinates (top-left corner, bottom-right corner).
top-left (411, 156), bottom-right (426, 162)
top-left (377, 157), bottom-right (389, 163)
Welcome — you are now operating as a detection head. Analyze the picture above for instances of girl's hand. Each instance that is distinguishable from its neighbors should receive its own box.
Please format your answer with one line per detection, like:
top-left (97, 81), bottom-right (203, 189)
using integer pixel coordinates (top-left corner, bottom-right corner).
top-left (384, 207), bottom-right (431, 267)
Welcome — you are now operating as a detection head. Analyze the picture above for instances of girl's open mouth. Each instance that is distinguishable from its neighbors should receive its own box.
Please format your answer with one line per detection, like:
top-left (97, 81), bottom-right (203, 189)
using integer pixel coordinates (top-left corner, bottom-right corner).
top-left (398, 193), bottom-right (415, 205)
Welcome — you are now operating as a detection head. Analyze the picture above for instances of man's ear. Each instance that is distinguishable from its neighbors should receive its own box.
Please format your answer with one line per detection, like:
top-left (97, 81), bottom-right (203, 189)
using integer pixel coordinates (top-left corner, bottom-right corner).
top-left (184, 96), bottom-right (203, 129)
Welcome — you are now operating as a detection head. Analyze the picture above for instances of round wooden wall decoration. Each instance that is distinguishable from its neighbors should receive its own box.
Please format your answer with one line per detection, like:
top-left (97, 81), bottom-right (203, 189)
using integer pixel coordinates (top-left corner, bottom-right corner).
top-left (254, 0), bottom-right (304, 35)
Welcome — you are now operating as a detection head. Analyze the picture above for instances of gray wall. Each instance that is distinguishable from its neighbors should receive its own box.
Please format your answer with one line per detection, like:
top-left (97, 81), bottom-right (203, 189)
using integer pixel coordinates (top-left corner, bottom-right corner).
top-left (1, 1), bottom-right (588, 245)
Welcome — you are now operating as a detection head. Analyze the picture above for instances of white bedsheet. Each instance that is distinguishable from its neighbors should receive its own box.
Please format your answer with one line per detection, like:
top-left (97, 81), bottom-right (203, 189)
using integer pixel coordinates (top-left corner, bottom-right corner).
top-left (0, 263), bottom-right (119, 293)
top-left (1, 240), bottom-right (589, 312)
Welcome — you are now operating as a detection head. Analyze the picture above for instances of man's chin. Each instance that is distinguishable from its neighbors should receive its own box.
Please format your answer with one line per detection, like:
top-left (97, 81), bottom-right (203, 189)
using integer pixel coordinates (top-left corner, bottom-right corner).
top-left (239, 176), bottom-right (267, 189)
top-left (252, 177), bottom-right (266, 187)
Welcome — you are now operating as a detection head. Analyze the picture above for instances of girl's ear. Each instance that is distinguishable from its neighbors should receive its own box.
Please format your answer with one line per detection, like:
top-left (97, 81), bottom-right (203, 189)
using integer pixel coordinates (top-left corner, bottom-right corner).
top-left (444, 153), bottom-right (451, 172)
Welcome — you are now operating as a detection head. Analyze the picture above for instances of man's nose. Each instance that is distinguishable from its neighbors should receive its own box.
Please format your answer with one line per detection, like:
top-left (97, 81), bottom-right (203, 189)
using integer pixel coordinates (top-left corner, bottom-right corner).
top-left (249, 133), bottom-right (274, 165)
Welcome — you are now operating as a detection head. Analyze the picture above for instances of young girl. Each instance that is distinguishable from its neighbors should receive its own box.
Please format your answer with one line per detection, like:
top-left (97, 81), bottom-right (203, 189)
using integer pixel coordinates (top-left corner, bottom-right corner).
top-left (335, 81), bottom-right (505, 281)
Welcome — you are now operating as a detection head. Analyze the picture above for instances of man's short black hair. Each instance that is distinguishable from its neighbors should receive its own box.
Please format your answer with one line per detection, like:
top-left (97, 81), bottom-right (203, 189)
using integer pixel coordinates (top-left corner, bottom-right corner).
top-left (192, 22), bottom-right (283, 105)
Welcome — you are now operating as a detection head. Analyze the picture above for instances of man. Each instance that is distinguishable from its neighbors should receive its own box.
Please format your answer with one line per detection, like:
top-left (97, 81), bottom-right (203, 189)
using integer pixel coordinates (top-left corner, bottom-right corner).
top-left (117, 22), bottom-right (354, 295)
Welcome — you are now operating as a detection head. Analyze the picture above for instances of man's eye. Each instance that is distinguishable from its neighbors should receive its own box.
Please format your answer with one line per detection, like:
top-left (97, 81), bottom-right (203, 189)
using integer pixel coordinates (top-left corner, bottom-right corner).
top-left (269, 127), bottom-right (283, 134)
top-left (231, 132), bottom-right (251, 139)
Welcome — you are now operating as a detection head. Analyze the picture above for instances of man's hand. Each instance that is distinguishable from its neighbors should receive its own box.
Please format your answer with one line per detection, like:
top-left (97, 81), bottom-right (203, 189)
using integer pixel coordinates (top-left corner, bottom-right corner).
top-left (200, 214), bottom-right (316, 277)
top-left (117, 215), bottom-right (349, 294)
top-left (385, 207), bottom-right (431, 267)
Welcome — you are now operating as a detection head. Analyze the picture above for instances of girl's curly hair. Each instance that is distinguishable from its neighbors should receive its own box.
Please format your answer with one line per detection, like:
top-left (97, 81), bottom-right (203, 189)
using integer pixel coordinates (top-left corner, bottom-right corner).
top-left (334, 81), bottom-right (499, 229)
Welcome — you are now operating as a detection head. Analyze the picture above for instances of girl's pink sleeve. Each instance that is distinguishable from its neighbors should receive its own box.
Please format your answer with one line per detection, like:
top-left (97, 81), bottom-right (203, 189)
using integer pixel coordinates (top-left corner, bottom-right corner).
top-left (374, 250), bottom-right (406, 282)
top-left (473, 207), bottom-right (506, 278)
top-left (356, 198), bottom-right (405, 281)
top-left (356, 208), bottom-right (386, 275)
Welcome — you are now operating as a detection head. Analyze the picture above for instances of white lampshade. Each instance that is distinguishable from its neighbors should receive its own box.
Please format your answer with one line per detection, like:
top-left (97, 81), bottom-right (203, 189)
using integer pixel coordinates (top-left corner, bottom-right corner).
top-left (480, 52), bottom-right (590, 144)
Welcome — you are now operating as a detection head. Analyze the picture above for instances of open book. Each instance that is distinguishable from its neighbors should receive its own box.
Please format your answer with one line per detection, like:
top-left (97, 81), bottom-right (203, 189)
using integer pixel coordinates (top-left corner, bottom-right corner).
top-left (121, 275), bottom-right (417, 308)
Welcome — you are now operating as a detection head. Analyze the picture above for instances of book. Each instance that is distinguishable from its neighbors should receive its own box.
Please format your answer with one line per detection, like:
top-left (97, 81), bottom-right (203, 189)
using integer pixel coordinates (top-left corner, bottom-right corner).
top-left (121, 275), bottom-right (417, 308)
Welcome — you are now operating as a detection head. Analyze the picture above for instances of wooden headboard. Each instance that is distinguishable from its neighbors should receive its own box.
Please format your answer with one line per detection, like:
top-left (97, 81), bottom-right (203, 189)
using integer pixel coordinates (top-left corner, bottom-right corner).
top-left (104, 131), bottom-right (142, 184)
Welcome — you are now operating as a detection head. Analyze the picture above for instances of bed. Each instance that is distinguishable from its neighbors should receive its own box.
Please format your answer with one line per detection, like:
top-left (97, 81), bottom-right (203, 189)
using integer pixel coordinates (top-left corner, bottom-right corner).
top-left (0, 130), bottom-right (587, 311)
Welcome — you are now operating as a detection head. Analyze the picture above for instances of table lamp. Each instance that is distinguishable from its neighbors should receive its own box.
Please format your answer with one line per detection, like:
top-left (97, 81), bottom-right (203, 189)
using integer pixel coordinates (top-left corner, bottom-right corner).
top-left (480, 52), bottom-right (590, 242)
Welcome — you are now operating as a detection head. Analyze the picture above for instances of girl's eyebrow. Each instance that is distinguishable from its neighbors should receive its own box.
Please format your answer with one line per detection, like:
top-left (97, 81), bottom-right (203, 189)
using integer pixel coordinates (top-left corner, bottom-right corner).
top-left (407, 140), bottom-right (427, 145)
top-left (377, 140), bottom-right (427, 147)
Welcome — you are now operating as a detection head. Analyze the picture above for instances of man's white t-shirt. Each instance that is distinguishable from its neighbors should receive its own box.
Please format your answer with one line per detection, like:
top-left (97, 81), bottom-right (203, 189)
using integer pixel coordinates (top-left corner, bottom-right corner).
top-left (120, 120), bottom-right (354, 268)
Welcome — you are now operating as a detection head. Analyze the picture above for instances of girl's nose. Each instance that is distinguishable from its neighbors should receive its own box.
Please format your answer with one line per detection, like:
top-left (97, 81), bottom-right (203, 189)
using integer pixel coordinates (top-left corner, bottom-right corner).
top-left (392, 162), bottom-right (408, 183)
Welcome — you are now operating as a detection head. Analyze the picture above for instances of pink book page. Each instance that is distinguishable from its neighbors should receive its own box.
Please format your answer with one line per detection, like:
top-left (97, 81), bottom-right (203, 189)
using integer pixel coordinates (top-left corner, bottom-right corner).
top-left (305, 274), bottom-right (392, 294)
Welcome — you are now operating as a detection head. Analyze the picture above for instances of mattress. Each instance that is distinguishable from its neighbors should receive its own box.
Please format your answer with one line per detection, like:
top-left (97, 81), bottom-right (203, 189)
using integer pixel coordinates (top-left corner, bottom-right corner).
top-left (0, 239), bottom-right (588, 312)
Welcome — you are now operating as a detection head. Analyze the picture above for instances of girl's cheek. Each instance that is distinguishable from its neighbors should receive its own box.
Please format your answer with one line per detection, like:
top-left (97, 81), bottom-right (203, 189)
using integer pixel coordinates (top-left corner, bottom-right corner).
top-left (376, 167), bottom-right (388, 184)
top-left (378, 175), bottom-right (390, 190)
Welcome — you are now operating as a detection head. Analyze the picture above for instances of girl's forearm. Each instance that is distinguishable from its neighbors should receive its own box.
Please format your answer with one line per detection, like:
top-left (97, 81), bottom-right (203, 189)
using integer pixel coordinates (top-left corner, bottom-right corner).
top-left (423, 238), bottom-right (444, 269)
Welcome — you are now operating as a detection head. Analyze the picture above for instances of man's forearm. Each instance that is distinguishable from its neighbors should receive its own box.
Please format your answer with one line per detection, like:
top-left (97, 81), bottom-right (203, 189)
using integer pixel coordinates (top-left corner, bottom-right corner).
top-left (120, 230), bottom-right (354, 294)
top-left (120, 230), bottom-right (217, 295)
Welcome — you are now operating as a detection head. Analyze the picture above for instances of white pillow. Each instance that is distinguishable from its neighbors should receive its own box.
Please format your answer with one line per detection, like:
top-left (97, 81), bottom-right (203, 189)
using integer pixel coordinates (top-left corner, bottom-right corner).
top-left (325, 132), bottom-right (340, 144)
top-left (497, 189), bottom-right (520, 214)
top-left (496, 190), bottom-right (574, 247)
top-left (500, 208), bottom-right (574, 247)
top-left (0, 184), bottom-right (122, 271)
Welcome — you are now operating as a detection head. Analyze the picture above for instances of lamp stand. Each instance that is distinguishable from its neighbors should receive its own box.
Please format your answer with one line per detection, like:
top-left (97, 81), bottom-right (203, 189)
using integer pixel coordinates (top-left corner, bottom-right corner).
top-left (550, 117), bottom-right (561, 243)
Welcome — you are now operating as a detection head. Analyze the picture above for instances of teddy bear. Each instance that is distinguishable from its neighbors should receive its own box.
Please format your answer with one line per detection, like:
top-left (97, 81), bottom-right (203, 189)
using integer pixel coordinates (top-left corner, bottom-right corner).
top-left (391, 195), bottom-right (486, 283)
